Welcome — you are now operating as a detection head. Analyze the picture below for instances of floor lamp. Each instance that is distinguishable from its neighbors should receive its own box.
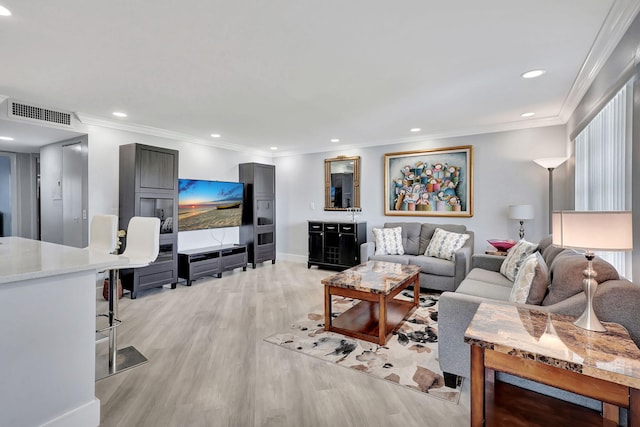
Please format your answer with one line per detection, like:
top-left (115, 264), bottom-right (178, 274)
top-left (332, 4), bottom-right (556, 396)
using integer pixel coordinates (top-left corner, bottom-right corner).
top-left (533, 157), bottom-right (568, 234)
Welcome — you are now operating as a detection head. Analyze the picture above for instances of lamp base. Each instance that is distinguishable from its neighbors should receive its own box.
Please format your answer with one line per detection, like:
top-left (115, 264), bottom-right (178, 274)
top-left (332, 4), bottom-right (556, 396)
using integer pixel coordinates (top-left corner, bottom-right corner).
top-left (573, 253), bottom-right (607, 332)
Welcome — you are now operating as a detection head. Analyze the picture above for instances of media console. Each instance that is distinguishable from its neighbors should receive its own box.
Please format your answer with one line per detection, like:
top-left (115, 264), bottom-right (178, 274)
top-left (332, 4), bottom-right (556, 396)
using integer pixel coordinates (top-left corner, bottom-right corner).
top-left (178, 244), bottom-right (248, 286)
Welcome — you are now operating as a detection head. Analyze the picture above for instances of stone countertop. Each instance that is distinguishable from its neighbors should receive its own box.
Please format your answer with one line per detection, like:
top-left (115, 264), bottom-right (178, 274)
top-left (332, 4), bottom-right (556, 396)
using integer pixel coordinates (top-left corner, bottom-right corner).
top-left (464, 302), bottom-right (640, 389)
top-left (0, 236), bottom-right (129, 284)
top-left (321, 261), bottom-right (420, 294)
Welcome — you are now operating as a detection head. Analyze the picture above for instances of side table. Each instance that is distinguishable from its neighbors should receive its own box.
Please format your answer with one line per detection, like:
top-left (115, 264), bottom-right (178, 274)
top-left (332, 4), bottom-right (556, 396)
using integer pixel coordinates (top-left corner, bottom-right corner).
top-left (464, 302), bottom-right (640, 426)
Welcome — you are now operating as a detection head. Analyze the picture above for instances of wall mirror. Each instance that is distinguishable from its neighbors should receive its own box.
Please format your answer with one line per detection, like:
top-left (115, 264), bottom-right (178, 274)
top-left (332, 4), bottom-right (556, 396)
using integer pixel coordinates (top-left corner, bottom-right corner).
top-left (324, 156), bottom-right (360, 210)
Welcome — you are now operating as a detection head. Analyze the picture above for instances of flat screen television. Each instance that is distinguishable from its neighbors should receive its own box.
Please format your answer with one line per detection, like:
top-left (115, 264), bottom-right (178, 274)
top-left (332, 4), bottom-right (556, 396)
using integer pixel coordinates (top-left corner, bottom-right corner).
top-left (178, 179), bottom-right (244, 231)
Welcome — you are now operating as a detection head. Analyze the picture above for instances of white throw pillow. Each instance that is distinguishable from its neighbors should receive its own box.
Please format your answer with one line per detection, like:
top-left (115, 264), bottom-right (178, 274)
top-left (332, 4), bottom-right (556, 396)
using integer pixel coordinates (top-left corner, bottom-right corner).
top-left (509, 252), bottom-right (547, 304)
top-left (500, 239), bottom-right (538, 282)
top-left (372, 227), bottom-right (405, 255)
top-left (424, 228), bottom-right (470, 261)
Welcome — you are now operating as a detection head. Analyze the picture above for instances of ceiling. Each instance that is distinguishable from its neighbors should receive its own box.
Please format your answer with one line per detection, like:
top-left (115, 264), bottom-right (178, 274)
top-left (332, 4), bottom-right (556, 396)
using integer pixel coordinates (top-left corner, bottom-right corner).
top-left (1, 0), bottom-right (639, 157)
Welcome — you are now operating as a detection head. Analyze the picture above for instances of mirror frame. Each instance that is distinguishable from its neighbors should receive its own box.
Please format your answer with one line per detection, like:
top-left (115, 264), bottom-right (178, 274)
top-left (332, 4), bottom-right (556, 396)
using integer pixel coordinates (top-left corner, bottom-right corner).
top-left (324, 155), bottom-right (360, 211)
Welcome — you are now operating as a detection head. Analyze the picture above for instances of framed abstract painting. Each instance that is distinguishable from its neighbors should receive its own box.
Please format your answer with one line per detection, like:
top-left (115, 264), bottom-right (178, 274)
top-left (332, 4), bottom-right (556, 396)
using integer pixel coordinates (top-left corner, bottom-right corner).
top-left (384, 145), bottom-right (473, 217)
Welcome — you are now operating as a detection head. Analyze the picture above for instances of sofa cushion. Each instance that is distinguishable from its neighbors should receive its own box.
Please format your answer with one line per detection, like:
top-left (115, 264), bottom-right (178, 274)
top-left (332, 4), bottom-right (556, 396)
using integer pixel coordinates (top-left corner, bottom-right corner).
top-left (372, 227), bottom-right (404, 255)
top-left (425, 228), bottom-right (470, 261)
top-left (465, 268), bottom-right (514, 288)
top-left (542, 244), bottom-right (566, 267)
top-left (418, 223), bottom-right (467, 254)
top-left (384, 222), bottom-right (421, 255)
top-left (537, 235), bottom-right (553, 254)
top-left (456, 278), bottom-right (513, 301)
top-left (410, 255), bottom-right (455, 276)
top-left (509, 252), bottom-right (549, 304)
top-left (500, 239), bottom-right (538, 281)
top-left (369, 254), bottom-right (411, 265)
top-left (542, 253), bottom-right (620, 306)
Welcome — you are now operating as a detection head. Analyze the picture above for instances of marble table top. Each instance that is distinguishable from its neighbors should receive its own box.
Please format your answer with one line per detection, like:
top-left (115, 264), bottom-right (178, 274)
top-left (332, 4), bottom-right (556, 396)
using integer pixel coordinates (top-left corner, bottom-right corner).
top-left (0, 236), bottom-right (129, 284)
top-left (465, 302), bottom-right (640, 389)
top-left (321, 261), bottom-right (420, 295)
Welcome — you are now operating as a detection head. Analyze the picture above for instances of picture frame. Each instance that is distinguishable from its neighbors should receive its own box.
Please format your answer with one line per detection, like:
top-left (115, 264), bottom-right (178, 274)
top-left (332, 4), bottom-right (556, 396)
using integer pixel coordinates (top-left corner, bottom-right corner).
top-left (384, 145), bottom-right (473, 217)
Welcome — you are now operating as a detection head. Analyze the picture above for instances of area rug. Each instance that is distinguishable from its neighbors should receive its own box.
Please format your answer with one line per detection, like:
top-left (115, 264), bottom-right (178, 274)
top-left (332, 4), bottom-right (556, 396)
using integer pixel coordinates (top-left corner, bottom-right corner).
top-left (264, 291), bottom-right (462, 404)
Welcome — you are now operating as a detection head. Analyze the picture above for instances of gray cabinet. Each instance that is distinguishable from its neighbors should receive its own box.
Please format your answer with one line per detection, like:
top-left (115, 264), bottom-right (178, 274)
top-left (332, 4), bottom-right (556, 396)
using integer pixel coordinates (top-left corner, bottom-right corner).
top-left (119, 143), bottom-right (179, 298)
top-left (239, 163), bottom-right (276, 268)
top-left (307, 221), bottom-right (366, 270)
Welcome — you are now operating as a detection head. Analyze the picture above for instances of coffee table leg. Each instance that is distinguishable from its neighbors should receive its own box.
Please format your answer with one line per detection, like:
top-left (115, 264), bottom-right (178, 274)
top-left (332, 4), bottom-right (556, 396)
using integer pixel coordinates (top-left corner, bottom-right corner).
top-left (324, 285), bottom-right (331, 331)
top-left (413, 273), bottom-right (419, 307)
top-left (379, 293), bottom-right (387, 345)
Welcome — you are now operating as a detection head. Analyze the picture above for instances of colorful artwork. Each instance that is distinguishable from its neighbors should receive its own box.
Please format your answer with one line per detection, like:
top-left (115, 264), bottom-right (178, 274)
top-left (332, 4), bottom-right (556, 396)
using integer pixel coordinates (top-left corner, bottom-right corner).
top-left (384, 146), bottom-right (473, 217)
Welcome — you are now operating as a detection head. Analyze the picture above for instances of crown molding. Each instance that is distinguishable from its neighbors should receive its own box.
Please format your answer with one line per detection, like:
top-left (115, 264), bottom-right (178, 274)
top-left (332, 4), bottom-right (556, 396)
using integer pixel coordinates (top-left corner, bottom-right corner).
top-left (271, 116), bottom-right (564, 158)
top-left (75, 112), bottom-right (273, 157)
top-left (559, 0), bottom-right (640, 122)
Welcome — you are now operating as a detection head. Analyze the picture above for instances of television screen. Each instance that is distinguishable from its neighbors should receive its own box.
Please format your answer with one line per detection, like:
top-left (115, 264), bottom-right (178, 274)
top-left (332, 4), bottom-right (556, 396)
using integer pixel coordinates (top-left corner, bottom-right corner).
top-left (178, 179), bottom-right (244, 231)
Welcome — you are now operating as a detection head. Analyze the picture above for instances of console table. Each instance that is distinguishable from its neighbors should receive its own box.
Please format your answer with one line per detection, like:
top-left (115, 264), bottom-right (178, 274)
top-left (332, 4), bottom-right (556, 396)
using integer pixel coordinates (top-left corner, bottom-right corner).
top-left (464, 302), bottom-right (640, 426)
top-left (178, 244), bottom-right (247, 286)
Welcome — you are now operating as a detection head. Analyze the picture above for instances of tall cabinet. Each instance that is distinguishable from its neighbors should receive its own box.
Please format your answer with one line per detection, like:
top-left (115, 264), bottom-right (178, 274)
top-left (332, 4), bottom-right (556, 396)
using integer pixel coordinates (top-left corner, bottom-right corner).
top-left (119, 143), bottom-right (179, 298)
top-left (239, 163), bottom-right (276, 268)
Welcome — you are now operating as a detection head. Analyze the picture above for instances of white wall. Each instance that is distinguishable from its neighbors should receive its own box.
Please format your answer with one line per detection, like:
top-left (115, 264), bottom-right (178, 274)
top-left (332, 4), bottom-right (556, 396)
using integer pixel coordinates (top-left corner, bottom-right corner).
top-left (275, 125), bottom-right (569, 262)
top-left (84, 126), bottom-right (272, 250)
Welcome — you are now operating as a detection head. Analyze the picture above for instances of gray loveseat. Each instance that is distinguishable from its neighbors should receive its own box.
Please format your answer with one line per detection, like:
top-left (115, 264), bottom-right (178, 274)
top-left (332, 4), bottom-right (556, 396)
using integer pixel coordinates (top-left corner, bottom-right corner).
top-left (360, 222), bottom-right (474, 292)
top-left (438, 236), bottom-right (640, 414)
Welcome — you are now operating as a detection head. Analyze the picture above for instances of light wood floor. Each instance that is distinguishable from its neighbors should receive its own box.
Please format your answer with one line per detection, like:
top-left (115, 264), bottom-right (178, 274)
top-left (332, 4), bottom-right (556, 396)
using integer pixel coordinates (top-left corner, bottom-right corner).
top-left (95, 261), bottom-right (470, 427)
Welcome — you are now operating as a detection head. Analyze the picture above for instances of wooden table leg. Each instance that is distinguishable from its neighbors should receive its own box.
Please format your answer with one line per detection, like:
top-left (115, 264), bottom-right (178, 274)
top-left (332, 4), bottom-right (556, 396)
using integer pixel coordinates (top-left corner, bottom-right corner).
top-left (602, 403), bottom-right (619, 425)
top-left (379, 293), bottom-right (387, 345)
top-left (413, 273), bottom-right (419, 307)
top-left (324, 285), bottom-right (331, 331)
top-left (630, 388), bottom-right (640, 427)
top-left (470, 345), bottom-right (486, 427)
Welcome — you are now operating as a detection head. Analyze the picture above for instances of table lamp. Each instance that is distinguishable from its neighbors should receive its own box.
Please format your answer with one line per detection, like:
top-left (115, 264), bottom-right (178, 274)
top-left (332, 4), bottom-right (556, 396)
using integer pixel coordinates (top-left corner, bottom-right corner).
top-left (508, 204), bottom-right (534, 239)
top-left (552, 211), bottom-right (632, 332)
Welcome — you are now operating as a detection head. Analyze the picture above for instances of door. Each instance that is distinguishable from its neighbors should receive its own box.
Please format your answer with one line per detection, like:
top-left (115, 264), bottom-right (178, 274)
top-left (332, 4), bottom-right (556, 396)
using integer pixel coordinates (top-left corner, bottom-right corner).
top-left (62, 143), bottom-right (84, 247)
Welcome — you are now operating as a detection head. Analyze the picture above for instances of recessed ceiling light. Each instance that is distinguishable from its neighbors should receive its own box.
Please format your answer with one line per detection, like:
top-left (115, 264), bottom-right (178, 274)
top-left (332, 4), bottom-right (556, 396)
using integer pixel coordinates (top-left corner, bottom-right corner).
top-left (410, 128), bottom-right (421, 132)
top-left (210, 133), bottom-right (221, 138)
top-left (0, 136), bottom-right (14, 141)
top-left (112, 111), bottom-right (127, 118)
top-left (521, 112), bottom-right (536, 118)
top-left (521, 70), bottom-right (546, 79)
top-left (270, 146), bottom-right (278, 150)
top-left (0, 6), bottom-right (11, 16)
top-left (330, 138), bottom-right (340, 143)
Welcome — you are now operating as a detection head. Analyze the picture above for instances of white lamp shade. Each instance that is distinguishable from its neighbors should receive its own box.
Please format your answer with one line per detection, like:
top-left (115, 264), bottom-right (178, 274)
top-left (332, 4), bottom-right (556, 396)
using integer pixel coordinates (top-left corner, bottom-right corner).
top-left (534, 157), bottom-right (568, 169)
top-left (508, 204), bottom-right (534, 220)
top-left (552, 211), bottom-right (633, 251)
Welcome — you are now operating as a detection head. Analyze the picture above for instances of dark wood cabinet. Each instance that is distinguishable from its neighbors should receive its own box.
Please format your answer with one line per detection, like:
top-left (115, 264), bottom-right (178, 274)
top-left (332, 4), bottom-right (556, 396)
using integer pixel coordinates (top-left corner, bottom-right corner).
top-left (178, 244), bottom-right (247, 286)
top-left (119, 143), bottom-right (179, 298)
top-left (239, 163), bottom-right (276, 268)
top-left (307, 221), bottom-right (366, 270)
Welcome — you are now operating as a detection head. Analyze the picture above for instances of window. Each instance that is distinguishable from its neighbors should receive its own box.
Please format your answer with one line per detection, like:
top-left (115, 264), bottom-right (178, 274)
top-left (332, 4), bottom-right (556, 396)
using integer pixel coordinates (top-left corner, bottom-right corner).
top-left (574, 82), bottom-right (632, 278)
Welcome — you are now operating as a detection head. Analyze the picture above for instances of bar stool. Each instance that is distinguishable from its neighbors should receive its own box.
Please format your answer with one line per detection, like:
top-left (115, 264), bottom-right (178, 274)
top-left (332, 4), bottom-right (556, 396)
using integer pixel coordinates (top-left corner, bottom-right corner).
top-left (96, 216), bottom-right (160, 380)
top-left (88, 214), bottom-right (120, 347)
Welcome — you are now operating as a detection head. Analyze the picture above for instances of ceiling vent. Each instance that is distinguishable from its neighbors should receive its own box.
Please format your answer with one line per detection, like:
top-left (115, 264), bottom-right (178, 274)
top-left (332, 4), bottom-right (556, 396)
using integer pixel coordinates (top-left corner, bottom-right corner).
top-left (8, 100), bottom-right (73, 128)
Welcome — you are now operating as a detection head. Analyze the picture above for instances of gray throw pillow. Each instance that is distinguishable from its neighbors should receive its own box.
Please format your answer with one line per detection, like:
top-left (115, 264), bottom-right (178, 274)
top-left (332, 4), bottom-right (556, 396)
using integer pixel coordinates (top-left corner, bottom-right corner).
top-left (542, 254), bottom-right (619, 306)
top-left (500, 239), bottom-right (538, 282)
top-left (418, 223), bottom-right (466, 255)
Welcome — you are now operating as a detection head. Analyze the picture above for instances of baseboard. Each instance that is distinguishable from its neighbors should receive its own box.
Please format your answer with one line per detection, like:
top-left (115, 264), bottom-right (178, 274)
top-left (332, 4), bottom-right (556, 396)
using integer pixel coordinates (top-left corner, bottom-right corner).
top-left (40, 398), bottom-right (100, 427)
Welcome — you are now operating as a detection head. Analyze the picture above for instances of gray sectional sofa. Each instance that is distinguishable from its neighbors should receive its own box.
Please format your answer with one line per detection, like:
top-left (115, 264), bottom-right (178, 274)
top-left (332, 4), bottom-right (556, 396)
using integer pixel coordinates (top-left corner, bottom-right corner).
top-left (438, 235), bottom-right (640, 415)
top-left (360, 222), bottom-right (474, 292)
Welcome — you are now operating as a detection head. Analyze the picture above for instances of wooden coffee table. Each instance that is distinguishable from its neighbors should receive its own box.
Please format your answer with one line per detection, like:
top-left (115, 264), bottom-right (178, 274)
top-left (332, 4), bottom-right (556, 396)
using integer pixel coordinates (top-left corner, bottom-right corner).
top-left (321, 261), bottom-right (421, 345)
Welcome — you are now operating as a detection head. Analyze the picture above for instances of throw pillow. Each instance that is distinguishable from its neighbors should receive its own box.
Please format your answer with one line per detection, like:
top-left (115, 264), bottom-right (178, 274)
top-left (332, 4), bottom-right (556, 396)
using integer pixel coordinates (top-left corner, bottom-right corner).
top-left (500, 239), bottom-right (538, 282)
top-left (509, 252), bottom-right (549, 304)
top-left (372, 227), bottom-right (405, 255)
top-left (424, 228), bottom-right (470, 261)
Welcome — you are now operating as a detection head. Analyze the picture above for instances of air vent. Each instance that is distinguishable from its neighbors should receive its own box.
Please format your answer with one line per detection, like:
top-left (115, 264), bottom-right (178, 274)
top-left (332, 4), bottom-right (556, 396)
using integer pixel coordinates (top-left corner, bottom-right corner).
top-left (8, 100), bottom-right (72, 128)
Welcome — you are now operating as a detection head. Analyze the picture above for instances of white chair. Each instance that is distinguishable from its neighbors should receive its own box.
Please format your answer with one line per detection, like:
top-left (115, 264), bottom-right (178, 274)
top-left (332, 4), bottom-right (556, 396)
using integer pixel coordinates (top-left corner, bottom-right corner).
top-left (87, 214), bottom-right (118, 254)
top-left (121, 216), bottom-right (160, 267)
top-left (96, 216), bottom-right (160, 380)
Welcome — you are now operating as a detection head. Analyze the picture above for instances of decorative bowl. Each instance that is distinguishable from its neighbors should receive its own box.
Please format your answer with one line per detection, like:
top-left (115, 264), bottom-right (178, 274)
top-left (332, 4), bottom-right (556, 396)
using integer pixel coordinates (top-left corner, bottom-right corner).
top-left (487, 239), bottom-right (517, 252)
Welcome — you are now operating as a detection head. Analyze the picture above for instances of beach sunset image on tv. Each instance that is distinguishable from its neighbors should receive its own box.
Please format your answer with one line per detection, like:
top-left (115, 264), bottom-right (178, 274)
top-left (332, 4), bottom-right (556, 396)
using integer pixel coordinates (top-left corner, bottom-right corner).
top-left (178, 179), bottom-right (244, 231)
